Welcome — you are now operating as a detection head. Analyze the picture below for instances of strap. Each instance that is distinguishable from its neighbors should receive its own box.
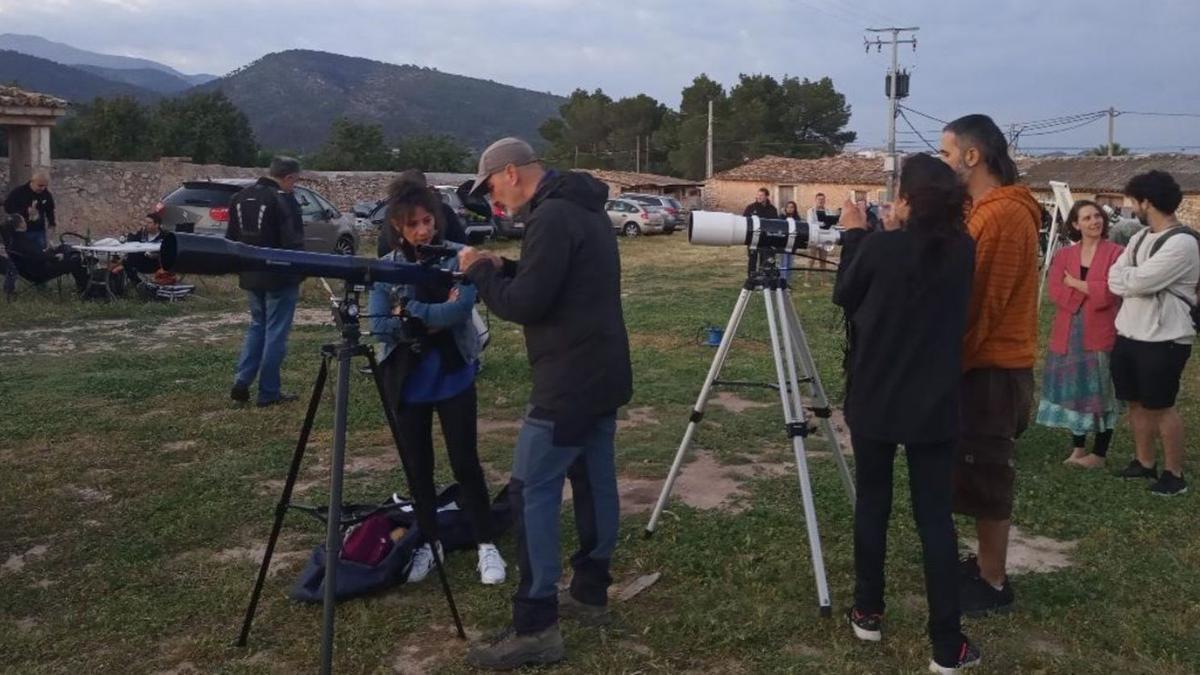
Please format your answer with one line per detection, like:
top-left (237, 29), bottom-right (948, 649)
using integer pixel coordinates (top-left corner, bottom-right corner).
top-left (1129, 228), bottom-right (1149, 267)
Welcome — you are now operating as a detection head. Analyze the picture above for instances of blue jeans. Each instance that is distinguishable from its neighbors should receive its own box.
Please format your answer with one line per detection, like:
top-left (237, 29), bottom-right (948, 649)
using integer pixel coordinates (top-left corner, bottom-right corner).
top-left (234, 285), bottom-right (299, 403)
top-left (29, 229), bottom-right (47, 251)
top-left (510, 413), bottom-right (619, 634)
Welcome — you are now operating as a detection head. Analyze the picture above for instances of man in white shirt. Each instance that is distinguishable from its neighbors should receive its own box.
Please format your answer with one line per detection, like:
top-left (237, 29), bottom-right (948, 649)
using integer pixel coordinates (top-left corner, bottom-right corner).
top-left (1108, 170), bottom-right (1198, 496)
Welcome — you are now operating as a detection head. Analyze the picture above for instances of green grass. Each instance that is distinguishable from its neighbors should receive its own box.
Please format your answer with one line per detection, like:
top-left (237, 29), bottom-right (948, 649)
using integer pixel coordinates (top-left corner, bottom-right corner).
top-left (1, 235), bottom-right (1198, 674)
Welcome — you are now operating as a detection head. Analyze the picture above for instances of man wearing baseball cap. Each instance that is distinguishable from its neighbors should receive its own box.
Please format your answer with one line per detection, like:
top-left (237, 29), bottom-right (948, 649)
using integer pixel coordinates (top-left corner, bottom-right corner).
top-left (459, 137), bottom-right (632, 670)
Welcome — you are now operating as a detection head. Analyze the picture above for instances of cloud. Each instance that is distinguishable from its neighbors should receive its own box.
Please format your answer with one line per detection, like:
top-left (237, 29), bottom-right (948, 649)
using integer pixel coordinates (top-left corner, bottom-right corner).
top-left (0, 0), bottom-right (1196, 151)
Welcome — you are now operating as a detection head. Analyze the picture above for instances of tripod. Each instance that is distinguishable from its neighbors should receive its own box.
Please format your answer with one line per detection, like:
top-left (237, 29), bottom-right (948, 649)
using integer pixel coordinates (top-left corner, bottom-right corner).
top-left (236, 282), bottom-right (465, 674)
top-left (644, 251), bottom-right (855, 616)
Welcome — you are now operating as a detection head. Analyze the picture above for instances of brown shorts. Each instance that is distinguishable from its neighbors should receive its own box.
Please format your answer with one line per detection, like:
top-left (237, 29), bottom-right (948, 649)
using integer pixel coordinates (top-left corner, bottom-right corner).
top-left (952, 368), bottom-right (1034, 520)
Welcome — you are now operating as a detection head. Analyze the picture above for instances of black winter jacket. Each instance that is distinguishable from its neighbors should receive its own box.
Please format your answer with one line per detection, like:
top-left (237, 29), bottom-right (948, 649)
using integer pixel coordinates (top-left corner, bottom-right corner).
top-left (225, 177), bottom-right (305, 291)
top-left (4, 183), bottom-right (56, 232)
top-left (466, 171), bottom-right (633, 418)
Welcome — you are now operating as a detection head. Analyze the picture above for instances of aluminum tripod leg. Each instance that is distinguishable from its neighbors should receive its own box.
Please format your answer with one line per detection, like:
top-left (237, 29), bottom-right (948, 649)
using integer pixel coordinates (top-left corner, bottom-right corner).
top-left (645, 287), bottom-right (754, 536)
top-left (764, 288), bottom-right (832, 616)
top-left (317, 341), bottom-right (355, 675)
top-left (237, 353), bottom-right (330, 647)
top-left (781, 293), bottom-right (855, 507)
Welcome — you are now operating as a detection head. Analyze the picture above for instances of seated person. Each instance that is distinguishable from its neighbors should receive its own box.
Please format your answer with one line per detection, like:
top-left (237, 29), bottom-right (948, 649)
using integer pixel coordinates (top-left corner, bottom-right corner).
top-left (0, 214), bottom-right (87, 289)
top-left (123, 212), bottom-right (165, 284)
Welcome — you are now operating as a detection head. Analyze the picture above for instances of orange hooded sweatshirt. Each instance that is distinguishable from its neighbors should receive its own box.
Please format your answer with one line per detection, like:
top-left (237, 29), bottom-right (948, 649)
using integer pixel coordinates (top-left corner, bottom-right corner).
top-left (963, 184), bottom-right (1042, 371)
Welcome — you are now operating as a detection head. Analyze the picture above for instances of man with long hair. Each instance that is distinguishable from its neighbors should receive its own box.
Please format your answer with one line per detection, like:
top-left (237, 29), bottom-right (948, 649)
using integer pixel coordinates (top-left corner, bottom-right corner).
top-left (940, 114), bottom-right (1041, 617)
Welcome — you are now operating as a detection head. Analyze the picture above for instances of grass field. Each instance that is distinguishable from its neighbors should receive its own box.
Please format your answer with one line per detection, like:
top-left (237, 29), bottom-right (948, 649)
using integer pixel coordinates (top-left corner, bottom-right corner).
top-left (1, 235), bottom-right (1197, 674)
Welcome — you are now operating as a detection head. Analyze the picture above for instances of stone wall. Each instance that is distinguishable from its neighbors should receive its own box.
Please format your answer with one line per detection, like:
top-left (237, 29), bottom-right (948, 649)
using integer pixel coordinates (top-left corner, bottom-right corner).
top-left (0, 158), bottom-right (461, 237)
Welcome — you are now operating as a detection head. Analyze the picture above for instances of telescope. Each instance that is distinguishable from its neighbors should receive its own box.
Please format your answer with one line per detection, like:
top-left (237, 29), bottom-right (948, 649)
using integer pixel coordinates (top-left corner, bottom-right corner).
top-left (688, 212), bottom-right (842, 254)
top-left (161, 232), bottom-right (454, 286)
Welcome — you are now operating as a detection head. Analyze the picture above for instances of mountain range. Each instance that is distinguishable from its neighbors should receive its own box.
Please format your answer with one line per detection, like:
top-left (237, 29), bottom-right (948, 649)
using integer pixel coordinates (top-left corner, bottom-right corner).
top-left (0, 34), bottom-right (564, 153)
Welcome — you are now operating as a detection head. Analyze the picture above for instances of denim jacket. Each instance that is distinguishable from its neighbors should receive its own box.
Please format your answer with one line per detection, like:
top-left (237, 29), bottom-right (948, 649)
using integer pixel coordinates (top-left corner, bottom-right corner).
top-left (368, 241), bottom-right (480, 366)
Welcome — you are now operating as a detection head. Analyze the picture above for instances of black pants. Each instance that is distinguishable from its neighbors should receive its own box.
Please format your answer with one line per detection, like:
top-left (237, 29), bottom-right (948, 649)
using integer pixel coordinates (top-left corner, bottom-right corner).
top-left (852, 432), bottom-right (964, 662)
top-left (389, 378), bottom-right (495, 545)
top-left (1071, 430), bottom-right (1113, 457)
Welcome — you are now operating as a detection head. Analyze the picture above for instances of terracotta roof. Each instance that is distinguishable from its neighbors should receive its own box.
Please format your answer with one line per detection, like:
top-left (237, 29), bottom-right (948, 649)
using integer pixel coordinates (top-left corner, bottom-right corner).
top-left (710, 154), bottom-right (886, 186)
top-left (584, 169), bottom-right (702, 188)
top-left (1019, 154), bottom-right (1200, 194)
top-left (0, 85), bottom-right (68, 109)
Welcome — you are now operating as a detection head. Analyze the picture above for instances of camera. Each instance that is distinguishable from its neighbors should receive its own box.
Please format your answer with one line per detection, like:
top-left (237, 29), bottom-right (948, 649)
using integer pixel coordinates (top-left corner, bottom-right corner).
top-left (688, 212), bottom-right (843, 254)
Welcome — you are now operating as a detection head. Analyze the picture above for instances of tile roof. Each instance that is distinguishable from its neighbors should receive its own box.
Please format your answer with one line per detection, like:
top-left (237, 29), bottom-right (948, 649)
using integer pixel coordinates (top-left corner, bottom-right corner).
top-left (584, 169), bottom-right (702, 188)
top-left (0, 85), bottom-right (68, 109)
top-left (710, 155), bottom-right (886, 185)
top-left (1018, 154), bottom-right (1200, 194)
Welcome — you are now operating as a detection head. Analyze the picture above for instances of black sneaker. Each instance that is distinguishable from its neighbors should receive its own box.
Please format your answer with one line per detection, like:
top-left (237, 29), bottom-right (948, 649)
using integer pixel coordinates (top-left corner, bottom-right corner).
top-left (257, 393), bottom-right (299, 408)
top-left (1115, 459), bottom-right (1157, 479)
top-left (847, 607), bottom-right (882, 642)
top-left (929, 639), bottom-right (981, 673)
top-left (230, 384), bottom-right (250, 403)
top-left (958, 554), bottom-right (980, 580)
top-left (558, 589), bottom-right (612, 627)
top-left (1149, 471), bottom-right (1188, 497)
top-left (959, 575), bottom-right (1014, 618)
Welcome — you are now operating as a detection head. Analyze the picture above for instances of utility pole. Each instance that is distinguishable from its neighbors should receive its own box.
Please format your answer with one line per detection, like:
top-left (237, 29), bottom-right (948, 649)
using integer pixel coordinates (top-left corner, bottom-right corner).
top-left (636, 135), bottom-right (641, 173)
top-left (1107, 106), bottom-right (1116, 158)
top-left (865, 26), bottom-right (919, 202)
top-left (706, 99), bottom-right (714, 179)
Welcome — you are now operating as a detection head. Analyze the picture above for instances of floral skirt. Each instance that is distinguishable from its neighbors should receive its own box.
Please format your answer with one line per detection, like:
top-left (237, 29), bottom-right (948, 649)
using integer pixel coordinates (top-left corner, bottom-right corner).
top-left (1036, 313), bottom-right (1122, 435)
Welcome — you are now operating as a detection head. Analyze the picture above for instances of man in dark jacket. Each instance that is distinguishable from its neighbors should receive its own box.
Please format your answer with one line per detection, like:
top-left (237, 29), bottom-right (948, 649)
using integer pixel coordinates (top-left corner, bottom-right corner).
top-left (458, 138), bottom-right (632, 670)
top-left (4, 170), bottom-right (56, 250)
top-left (743, 187), bottom-right (779, 219)
top-left (226, 157), bottom-right (306, 407)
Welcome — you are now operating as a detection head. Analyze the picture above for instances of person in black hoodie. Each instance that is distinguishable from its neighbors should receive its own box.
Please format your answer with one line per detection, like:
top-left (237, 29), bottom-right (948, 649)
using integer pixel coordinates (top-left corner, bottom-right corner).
top-left (458, 137), bottom-right (632, 670)
top-left (3, 170), bottom-right (56, 251)
top-left (834, 153), bottom-right (981, 674)
top-left (743, 187), bottom-right (779, 219)
top-left (225, 157), bottom-right (306, 408)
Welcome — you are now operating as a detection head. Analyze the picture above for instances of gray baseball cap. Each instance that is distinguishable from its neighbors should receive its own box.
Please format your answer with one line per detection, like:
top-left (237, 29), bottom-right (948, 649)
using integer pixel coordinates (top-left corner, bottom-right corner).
top-left (469, 137), bottom-right (538, 196)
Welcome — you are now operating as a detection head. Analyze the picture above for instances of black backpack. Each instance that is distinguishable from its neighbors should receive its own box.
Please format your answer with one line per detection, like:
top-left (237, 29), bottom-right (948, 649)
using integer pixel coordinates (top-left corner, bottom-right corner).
top-left (1129, 226), bottom-right (1200, 332)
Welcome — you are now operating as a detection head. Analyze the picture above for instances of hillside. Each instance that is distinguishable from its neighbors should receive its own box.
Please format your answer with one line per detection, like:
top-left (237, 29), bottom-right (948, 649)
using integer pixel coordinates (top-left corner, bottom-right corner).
top-left (0, 50), bottom-right (158, 104)
top-left (196, 49), bottom-right (564, 152)
top-left (75, 65), bottom-right (194, 94)
top-left (0, 33), bottom-right (217, 84)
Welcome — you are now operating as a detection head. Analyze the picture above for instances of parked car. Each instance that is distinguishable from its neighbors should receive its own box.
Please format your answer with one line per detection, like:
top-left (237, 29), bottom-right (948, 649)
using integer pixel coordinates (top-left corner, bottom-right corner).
top-left (619, 193), bottom-right (687, 233)
top-left (358, 187), bottom-right (496, 245)
top-left (158, 179), bottom-right (359, 255)
top-left (605, 198), bottom-right (667, 236)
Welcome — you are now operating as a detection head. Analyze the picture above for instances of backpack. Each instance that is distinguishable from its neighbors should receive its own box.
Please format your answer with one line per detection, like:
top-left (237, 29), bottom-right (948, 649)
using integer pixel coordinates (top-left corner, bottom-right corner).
top-left (1129, 226), bottom-right (1200, 332)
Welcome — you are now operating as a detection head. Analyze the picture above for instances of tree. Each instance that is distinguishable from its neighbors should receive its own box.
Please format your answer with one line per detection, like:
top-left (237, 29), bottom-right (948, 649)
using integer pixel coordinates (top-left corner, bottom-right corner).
top-left (539, 88), bottom-right (614, 168)
top-left (1084, 143), bottom-right (1131, 156)
top-left (668, 75), bottom-right (731, 180)
top-left (777, 76), bottom-right (857, 157)
top-left (81, 96), bottom-right (153, 161)
top-left (310, 118), bottom-right (390, 170)
top-left (152, 91), bottom-right (258, 165)
top-left (391, 134), bottom-right (471, 172)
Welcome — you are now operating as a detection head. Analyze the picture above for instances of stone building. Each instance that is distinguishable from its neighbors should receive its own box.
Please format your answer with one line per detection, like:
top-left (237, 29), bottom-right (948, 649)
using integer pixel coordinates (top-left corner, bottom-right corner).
top-left (583, 169), bottom-right (704, 207)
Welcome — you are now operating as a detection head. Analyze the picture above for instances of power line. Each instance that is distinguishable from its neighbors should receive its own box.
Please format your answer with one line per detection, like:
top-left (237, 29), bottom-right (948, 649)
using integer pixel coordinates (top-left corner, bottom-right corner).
top-left (1118, 110), bottom-right (1200, 118)
top-left (897, 105), bottom-right (945, 125)
top-left (897, 108), bottom-right (938, 152)
top-left (1019, 115), bottom-right (1107, 137)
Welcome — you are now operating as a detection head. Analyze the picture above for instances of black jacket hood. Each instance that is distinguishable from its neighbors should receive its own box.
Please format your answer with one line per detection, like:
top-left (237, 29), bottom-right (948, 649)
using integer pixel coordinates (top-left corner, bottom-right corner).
top-left (532, 171), bottom-right (610, 214)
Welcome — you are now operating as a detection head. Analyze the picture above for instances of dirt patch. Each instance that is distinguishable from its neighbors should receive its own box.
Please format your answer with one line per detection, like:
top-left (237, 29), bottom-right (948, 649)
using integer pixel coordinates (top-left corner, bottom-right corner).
top-left (618, 406), bottom-right (660, 430)
top-left (478, 419), bottom-right (522, 435)
top-left (62, 484), bottom-right (112, 502)
top-left (391, 623), bottom-right (481, 675)
top-left (709, 392), bottom-right (771, 413)
top-left (208, 541), bottom-right (309, 579)
top-left (163, 440), bottom-right (198, 452)
top-left (3, 544), bottom-right (50, 574)
top-left (257, 477), bottom-right (323, 497)
top-left (608, 451), bottom-right (792, 515)
top-left (15, 617), bottom-right (37, 634)
top-left (30, 579), bottom-right (55, 589)
top-left (151, 663), bottom-right (201, 675)
top-left (618, 639), bottom-right (654, 657)
top-left (961, 526), bottom-right (1078, 574)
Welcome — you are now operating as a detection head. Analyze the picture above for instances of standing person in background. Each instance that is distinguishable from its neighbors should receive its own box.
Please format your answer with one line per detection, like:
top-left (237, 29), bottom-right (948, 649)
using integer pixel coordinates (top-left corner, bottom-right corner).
top-left (1108, 170), bottom-right (1199, 497)
top-left (4, 170), bottom-right (56, 250)
top-left (939, 114), bottom-right (1040, 618)
top-left (226, 157), bottom-right (305, 408)
top-left (743, 187), bottom-right (778, 219)
top-left (1036, 200), bottom-right (1124, 468)
top-left (781, 200), bottom-right (801, 282)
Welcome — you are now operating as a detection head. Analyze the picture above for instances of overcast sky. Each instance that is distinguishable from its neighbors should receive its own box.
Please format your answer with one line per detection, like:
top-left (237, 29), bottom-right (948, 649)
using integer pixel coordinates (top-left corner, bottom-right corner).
top-left (1, 0), bottom-right (1197, 154)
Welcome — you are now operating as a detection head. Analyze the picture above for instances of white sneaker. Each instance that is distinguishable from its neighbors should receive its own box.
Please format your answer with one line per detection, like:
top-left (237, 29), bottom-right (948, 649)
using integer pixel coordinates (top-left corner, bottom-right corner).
top-left (477, 543), bottom-right (507, 585)
top-left (406, 542), bottom-right (443, 584)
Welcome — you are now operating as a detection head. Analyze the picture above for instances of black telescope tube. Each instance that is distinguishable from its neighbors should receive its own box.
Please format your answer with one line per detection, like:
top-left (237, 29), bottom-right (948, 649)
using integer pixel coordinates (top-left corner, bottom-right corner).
top-left (161, 232), bottom-right (454, 286)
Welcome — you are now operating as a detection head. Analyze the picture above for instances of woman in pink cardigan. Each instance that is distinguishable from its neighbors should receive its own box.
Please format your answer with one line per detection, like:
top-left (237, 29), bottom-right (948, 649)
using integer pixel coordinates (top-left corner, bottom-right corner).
top-left (1036, 200), bottom-right (1124, 468)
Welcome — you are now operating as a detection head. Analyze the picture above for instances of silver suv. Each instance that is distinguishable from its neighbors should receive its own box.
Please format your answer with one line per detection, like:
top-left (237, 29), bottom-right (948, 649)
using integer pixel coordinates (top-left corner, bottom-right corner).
top-left (159, 179), bottom-right (359, 255)
top-left (619, 193), bottom-right (686, 232)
